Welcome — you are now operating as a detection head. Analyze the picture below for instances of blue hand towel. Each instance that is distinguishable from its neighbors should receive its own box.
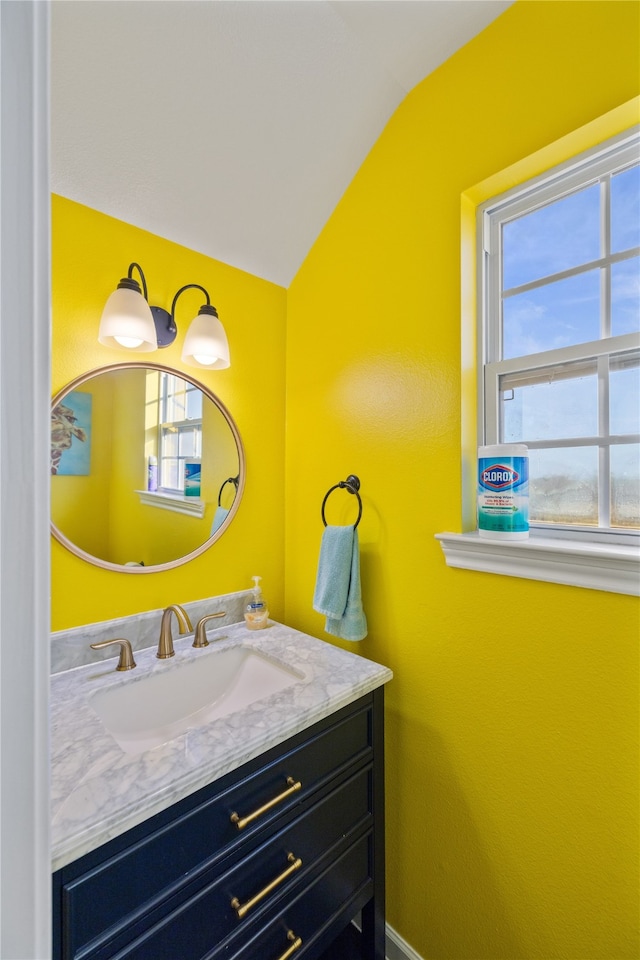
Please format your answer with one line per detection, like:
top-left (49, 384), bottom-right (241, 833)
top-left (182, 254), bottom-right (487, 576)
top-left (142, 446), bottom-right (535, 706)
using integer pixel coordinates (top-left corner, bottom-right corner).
top-left (313, 525), bottom-right (368, 642)
top-left (313, 525), bottom-right (354, 617)
top-left (210, 505), bottom-right (229, 535)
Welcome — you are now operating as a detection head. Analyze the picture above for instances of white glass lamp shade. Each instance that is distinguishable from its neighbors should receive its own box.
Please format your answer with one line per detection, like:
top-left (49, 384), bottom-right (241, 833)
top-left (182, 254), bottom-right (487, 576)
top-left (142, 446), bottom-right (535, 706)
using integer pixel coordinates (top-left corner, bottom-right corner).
top-left (181, 307), bottom-right (230, 369)
top-left (98, 286), bottom-right (157, 352)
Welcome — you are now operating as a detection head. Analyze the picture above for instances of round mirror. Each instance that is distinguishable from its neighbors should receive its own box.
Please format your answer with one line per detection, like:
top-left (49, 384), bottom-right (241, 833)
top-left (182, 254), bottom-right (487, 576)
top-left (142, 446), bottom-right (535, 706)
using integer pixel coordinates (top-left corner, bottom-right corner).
top-left (50, 362), bottom-right (245, 572)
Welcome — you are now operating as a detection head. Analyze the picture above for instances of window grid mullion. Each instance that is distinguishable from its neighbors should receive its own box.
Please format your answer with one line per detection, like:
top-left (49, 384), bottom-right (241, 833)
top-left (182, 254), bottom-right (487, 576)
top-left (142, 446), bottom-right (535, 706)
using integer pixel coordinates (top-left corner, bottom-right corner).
top-left (481, 214), bottom-right (502, 444)
top-left (501, 245), bottom-right (639, 300)
top-left (601, 176), bottom-right (612, 340)
top-left (487, 221), bottom-right (501, 363)
top-left (508, 434), bottom-right (640, 451)
top-left (487, 332), bottom-right (640, 377)
top-left (597, 355), bottom-right (611, 527)
top-left (485, 368), bottom-right (500, 445)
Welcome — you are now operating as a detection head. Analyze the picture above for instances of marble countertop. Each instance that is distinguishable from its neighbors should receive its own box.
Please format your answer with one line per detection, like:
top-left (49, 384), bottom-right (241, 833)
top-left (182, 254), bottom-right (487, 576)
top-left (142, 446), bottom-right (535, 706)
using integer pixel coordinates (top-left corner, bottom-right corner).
top-left (51, 620), bottom-right (392, 872)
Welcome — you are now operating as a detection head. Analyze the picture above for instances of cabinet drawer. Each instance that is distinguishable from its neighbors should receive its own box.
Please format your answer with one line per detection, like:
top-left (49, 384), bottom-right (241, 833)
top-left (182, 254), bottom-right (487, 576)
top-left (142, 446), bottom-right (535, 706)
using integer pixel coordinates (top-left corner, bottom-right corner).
top-left (58, 700), bottom-right (372, 960)
top-left (222, 836), bottom-right (372, 960)
top-left (92, 768), bottom-right (371, 960)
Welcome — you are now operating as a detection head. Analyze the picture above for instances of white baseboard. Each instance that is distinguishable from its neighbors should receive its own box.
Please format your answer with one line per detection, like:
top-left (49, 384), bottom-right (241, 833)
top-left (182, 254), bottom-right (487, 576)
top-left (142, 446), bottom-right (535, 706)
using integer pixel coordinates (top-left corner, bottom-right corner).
top-left (385, 923), bottom-right (425, 960)
top-left (350, 915), bottom-right (424, 960)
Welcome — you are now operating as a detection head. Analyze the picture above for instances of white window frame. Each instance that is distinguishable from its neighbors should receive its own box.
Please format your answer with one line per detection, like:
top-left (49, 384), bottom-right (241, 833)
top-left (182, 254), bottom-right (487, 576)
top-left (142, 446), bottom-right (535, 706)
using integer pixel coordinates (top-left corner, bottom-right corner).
top-left (482, 129), bottom-right (640, 545)
top-left (136, 371), bottom-right (205, 517)
top-left (437, 121), bottom-right (640, 595)
top-left (157, 371), bottom-right (203, 496)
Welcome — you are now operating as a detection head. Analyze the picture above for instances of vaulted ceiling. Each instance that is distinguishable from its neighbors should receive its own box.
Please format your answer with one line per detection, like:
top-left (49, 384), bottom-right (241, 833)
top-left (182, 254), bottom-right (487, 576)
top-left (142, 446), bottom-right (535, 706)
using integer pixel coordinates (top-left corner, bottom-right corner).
top-left (51, 0), bottom-right (512, 287)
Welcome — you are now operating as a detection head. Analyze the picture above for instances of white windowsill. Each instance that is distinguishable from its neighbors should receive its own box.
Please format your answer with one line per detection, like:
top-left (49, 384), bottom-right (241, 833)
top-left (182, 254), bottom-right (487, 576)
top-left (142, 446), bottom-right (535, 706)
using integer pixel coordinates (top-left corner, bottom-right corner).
top-left (136, 489), bottom-right (205, 518)
top-left (435, 531), bottom-right (639, 596)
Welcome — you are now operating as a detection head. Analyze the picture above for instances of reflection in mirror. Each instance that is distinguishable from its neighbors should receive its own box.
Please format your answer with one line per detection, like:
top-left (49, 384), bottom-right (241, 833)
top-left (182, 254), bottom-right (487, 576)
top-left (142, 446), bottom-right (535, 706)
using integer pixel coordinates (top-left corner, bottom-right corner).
top-left (50, 363), bottom-right (245, 572)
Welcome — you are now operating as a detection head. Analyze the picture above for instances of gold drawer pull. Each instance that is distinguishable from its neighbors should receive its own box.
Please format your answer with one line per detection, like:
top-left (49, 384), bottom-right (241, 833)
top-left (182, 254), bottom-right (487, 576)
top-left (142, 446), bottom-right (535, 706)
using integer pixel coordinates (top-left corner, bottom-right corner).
top-left (275, 930), bottom-right (303, 960)
top-left (230, 777), bottom-right (302, 830)
top-left (231, 852), bottom-right (303, 919)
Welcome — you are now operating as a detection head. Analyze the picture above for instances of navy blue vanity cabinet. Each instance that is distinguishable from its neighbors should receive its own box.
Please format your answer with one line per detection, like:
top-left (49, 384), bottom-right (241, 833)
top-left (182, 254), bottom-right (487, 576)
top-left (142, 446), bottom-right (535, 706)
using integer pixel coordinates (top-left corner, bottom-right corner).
top-left (53, 688), bottom-right (386, 960)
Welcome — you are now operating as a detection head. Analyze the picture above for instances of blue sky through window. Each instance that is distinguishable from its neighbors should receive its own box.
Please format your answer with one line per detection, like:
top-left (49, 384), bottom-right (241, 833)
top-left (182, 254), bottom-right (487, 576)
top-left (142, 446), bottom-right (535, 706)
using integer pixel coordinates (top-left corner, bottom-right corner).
top-left (611, 164), bottom-right (640, 253)
top-left (495, 160), bottom-right (640, 528)
top-left (612, 256), bottom-right (640, 336)
top-left (503, 270), bottom-right (600, 358)
top-left (502, 184), bottom-right (600, 289)
top-left (502, 163), bottom-right (640, 358)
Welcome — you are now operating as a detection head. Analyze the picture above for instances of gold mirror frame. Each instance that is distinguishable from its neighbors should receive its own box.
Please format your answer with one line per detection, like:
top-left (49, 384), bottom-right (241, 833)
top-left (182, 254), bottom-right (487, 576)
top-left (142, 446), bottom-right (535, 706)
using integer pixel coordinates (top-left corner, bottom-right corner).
top-left (50, 362), bottom-right (245, 573)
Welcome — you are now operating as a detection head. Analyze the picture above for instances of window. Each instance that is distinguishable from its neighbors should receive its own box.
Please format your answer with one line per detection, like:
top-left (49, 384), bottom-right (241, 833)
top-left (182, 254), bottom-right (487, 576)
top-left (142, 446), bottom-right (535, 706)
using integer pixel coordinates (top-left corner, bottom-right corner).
top-left (480, 129), bottom-right (640, 543)
top-left (157, 372), bottom-right (202, 495)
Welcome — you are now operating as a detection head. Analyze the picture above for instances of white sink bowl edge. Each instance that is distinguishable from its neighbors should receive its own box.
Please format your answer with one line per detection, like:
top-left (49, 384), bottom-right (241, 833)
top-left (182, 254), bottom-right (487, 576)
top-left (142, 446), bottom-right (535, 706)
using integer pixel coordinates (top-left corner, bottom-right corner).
top-left (89, 644), bottom-right (307, 755)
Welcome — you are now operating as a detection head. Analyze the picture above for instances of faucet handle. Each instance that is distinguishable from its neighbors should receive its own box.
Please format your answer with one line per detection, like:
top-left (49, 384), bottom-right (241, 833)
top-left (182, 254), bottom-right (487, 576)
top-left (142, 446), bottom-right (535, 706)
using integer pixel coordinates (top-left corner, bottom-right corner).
top-left (193, 612), bottom-right (226, 648)
top-left (90, 638), bottom-right (137, 671)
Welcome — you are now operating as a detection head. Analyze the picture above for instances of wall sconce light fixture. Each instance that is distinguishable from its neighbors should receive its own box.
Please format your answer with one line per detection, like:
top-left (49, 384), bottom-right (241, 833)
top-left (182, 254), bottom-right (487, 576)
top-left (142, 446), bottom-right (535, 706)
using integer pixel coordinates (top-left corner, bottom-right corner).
top-left (98, 262), bottom-right (230, 369)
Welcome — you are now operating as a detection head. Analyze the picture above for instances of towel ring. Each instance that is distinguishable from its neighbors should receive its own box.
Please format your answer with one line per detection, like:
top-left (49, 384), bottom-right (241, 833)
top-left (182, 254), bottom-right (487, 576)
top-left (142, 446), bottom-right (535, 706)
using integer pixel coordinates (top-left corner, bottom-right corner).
top-left (321, 474), bottom-right (362, 529)
top-left (217, 475), bottom-right (239, 506)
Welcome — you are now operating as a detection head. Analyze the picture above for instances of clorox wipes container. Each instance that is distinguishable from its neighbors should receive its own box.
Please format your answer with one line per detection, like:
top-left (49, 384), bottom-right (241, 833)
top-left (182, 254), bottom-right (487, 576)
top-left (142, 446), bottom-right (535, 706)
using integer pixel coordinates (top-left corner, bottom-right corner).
top-left (477, 444), bottom-right (529, 540)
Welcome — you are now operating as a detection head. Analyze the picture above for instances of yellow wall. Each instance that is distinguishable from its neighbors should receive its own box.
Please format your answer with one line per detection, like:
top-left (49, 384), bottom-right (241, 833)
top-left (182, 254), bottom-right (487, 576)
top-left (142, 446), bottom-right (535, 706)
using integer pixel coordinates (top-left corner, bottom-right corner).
top-left (286, 3), bottom-right (639, 959)
top-left (52, 2), bottom-right (639, 957)
top-left (51, 195), bottom-right (287, 629)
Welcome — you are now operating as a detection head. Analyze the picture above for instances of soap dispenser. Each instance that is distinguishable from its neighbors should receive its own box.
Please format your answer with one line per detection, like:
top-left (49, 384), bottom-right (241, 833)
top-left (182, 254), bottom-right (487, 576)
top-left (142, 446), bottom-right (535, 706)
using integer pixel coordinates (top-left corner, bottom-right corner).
top-left (244, 576), bottom-right (269, 630)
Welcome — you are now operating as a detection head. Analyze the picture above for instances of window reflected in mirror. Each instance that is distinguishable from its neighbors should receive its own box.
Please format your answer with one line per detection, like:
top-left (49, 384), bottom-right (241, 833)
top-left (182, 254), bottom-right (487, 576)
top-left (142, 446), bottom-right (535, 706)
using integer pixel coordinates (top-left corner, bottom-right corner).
top-left (50, 363), bottom-right (245, 572)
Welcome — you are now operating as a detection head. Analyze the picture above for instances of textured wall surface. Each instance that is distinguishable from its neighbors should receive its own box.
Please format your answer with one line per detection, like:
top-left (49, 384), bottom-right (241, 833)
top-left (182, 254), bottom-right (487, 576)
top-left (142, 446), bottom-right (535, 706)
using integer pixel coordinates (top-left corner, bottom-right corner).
top-left (51, 196), bottom-right (287, 630)
top-left (285, 3), bottom-right (639, 957)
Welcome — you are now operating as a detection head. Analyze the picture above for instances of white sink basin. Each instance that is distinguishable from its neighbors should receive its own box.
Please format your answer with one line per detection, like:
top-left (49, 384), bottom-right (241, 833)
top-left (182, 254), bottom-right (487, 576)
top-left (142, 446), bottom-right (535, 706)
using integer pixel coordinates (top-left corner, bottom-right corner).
top-left (90, 645), bottom-right (305, 755)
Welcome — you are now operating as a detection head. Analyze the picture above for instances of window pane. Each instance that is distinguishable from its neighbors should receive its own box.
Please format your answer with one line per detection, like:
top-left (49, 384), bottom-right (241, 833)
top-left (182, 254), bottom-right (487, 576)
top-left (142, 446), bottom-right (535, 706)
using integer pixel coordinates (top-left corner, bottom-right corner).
top-left (163, 376), bottom-right (188, 423)
top-left (611, 443), bottom-right (640, 528)
top-left (161, 459), bottom-right (180, 491)
top-left (501, 370), bottom-right (598, 442)
top-left (165, 374), bottom-right (182, 395)
top-left (164, 395), bottom-right (180, 422)
top-left (611, 164), bottom-right (640, 254)
top-left (611, 256), bottom-right (640, 336)
top-left (161, 429), bottom-right (178, 457)
top-left (186, 388), bottom-right (202, 420)
top-left (178, 427), bottom-right (199, 458)
top-left (529, 447), bottom-right (598, 525)
top-left (610, 355), bottom-right (640, 435)
top-left (503, 269), bottom-right (600, 358)
top-left (502, 184), bottom-right (600, 290)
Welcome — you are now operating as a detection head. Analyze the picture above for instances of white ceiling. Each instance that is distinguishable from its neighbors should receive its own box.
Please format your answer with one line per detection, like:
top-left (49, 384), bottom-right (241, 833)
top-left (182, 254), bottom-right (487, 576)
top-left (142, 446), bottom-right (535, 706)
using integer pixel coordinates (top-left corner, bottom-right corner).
top-left (51, 0), bottom-right (512, 287)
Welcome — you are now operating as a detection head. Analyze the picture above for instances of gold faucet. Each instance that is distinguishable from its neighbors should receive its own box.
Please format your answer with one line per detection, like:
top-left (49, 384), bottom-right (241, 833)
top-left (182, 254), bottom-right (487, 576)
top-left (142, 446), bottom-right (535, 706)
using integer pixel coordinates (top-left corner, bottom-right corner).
top-left (157, 604), bottom-right (193, 659)
top-left (192, 611), bottom-right (226, 648)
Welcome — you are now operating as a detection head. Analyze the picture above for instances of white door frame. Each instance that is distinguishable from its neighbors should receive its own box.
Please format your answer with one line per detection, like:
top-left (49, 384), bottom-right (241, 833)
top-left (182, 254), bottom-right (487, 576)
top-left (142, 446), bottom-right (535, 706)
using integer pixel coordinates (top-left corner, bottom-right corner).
top-left (0, 1), bottom-right (51, 956)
